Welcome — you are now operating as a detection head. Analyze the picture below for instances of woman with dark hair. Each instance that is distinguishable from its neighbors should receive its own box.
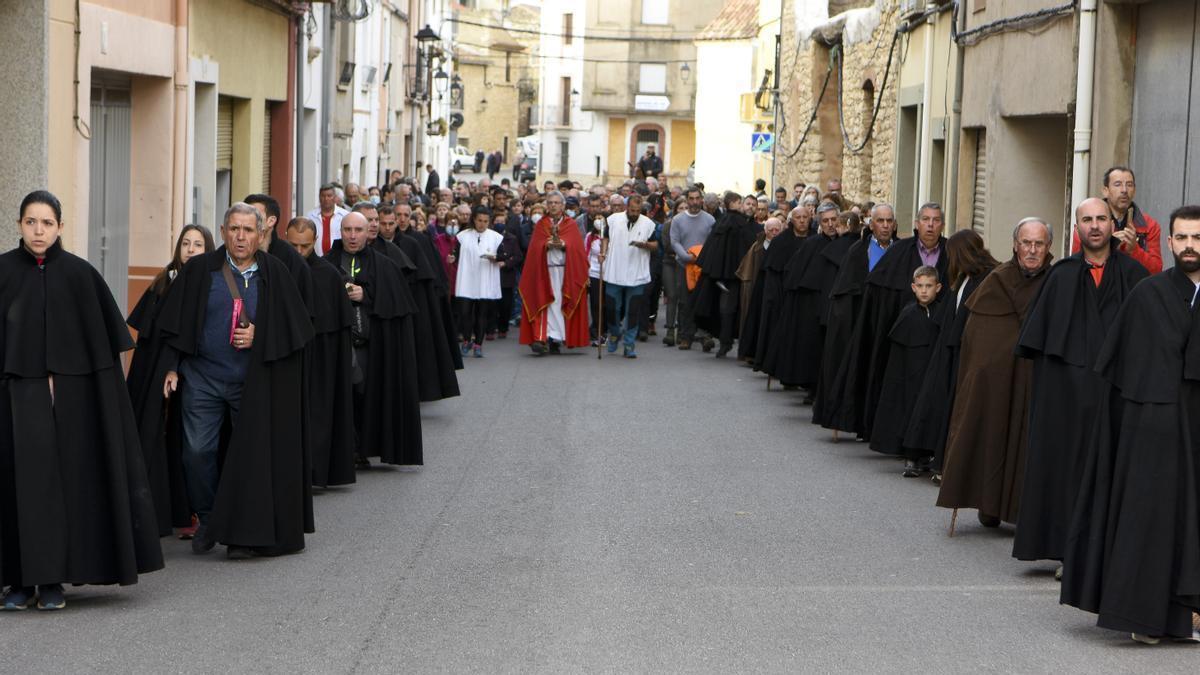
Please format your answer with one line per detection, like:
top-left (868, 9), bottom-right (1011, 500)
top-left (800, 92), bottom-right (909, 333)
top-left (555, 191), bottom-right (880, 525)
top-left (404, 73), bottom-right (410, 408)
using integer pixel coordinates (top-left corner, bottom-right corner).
top-left (903, 229), bottom-right (999, 478)
top-left (0, 190), bottom-right (163, 610)
top-left (127, 225), bottom-right (215, 539)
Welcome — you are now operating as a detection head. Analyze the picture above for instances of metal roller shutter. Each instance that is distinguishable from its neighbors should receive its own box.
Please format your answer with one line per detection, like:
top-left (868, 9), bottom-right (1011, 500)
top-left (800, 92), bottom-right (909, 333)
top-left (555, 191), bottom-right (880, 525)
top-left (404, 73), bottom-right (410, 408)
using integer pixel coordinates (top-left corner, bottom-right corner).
top-left (971, 131), bottom-right (987, 233)
top-left (217, 96), bottom-right (233, 171)
top-left (262, 102), bottom-right (272, 193)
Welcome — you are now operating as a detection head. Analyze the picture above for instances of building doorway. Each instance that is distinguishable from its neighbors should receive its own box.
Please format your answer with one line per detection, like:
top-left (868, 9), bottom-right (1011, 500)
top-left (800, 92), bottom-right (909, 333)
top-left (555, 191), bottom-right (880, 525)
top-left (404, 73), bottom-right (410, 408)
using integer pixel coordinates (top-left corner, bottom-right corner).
top-left (88, 78), bottom-right (132, 311)
top-left (629, 124), bottom-right (665, 176)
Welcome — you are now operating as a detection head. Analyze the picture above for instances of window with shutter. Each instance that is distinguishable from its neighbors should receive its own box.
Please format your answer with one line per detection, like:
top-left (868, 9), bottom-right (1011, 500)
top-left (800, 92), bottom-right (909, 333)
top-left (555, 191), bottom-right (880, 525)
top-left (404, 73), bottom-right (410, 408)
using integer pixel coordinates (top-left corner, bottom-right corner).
top-left (263, 102), bottom-right (272, 193)
top-left (972, 131), bottom-right (987, 233)
top-left (217, 96), bottom-right (233, 171)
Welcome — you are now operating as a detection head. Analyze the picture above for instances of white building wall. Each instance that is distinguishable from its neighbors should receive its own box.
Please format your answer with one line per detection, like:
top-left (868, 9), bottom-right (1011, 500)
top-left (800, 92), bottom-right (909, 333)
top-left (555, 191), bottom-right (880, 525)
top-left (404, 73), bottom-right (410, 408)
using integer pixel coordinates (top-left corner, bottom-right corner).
top-left (536, 0), bottom-right (596, 180)
top-left (694, 40), bottom-right (755, 193)
top-left (298, 7), bottom-right (326, 215)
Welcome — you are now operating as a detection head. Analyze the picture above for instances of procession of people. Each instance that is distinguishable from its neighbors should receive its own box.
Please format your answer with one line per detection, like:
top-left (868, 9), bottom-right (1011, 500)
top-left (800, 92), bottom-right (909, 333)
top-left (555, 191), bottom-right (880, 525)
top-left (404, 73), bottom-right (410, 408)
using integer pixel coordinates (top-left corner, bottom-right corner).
top-left (2, 162), bottom-right (1198, 646)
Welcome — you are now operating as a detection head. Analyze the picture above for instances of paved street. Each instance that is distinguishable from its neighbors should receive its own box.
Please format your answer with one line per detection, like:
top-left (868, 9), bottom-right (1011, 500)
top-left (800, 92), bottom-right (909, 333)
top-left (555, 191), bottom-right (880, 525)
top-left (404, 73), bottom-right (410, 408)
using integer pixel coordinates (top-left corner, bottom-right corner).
top-left (2, 325), bottom-right (1196, 673)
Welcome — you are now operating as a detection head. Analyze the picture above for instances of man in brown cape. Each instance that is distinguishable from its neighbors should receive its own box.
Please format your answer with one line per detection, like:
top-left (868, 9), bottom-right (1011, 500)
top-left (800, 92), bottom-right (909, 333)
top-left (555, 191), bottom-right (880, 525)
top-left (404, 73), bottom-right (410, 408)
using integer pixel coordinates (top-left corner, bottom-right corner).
top-left (735, 217), bottom-right (782, 358)
top-left (936, 218), bottom-right (1053, 528)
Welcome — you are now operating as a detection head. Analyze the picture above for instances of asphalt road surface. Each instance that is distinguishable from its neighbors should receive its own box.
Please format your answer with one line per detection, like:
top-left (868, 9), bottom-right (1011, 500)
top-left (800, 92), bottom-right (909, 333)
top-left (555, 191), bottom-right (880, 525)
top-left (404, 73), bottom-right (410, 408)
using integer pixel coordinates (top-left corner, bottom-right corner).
top-left (2, 327), bottom-right (1197, 673)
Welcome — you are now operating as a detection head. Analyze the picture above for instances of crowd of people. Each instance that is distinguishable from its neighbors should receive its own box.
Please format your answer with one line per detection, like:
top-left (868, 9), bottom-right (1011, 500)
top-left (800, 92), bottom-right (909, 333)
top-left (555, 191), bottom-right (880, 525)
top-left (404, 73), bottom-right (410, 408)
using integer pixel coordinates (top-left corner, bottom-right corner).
top-left (2, 161), bottom-right (1198, 646)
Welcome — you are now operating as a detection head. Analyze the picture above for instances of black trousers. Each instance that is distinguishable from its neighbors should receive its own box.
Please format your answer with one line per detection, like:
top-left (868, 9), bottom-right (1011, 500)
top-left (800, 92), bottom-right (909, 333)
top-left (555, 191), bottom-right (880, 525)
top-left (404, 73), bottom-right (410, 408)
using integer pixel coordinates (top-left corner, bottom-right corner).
top-left (457, 298), bottom-right (490, 345)
top-left (495, 288), bottom-right (514, 334)
top-left (718, 282), bottom-right (740, 346)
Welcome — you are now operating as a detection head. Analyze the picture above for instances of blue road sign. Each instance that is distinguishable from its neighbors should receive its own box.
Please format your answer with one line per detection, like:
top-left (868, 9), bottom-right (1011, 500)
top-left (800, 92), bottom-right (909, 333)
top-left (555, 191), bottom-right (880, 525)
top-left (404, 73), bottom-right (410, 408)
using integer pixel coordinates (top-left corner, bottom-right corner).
top-left (751, 132), bottom-right (774, 153)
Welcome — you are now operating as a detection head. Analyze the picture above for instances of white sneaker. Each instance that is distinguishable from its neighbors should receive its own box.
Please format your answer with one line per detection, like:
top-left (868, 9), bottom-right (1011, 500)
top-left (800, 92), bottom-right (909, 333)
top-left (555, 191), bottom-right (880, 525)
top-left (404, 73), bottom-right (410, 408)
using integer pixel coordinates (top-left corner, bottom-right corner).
top-left (1131, 633), bottom-right (1161, 645)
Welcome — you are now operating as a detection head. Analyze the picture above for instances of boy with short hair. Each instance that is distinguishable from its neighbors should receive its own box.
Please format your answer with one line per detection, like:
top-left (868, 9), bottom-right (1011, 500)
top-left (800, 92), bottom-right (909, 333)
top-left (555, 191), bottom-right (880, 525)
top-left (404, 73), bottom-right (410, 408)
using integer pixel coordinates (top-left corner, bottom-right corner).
top-left (869, 266), bottom-right (943, 476)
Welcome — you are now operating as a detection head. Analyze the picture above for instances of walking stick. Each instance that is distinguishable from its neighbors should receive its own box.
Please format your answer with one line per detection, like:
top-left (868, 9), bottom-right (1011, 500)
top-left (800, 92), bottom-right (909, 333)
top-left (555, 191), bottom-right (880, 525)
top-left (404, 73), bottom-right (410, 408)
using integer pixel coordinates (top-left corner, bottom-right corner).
top-left (948, 508), bottom-right (959, 537)
top-left (597, 242), bottom-right (605, 360)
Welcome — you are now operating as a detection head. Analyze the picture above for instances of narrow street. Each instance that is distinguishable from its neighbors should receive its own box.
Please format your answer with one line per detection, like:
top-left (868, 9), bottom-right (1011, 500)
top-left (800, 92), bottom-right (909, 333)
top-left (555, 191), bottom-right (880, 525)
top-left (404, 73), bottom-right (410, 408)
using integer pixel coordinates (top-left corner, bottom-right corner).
top-left (1, 329), bottom-right (1194, 673)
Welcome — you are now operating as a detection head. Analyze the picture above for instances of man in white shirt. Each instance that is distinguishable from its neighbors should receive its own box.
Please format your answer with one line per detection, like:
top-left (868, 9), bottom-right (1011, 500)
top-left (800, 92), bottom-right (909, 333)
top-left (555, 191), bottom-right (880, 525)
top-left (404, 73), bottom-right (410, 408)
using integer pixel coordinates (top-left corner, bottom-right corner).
top-left (306, 183), bottom-right (350, 255)
top-left (601, 193), bottom-right (657, 358)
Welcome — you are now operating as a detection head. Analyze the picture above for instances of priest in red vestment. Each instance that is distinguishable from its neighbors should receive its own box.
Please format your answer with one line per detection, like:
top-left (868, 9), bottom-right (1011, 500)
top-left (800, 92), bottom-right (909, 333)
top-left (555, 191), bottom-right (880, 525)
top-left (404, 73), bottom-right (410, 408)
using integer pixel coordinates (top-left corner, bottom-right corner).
top-left (518, 191), bottom-right (590, 354)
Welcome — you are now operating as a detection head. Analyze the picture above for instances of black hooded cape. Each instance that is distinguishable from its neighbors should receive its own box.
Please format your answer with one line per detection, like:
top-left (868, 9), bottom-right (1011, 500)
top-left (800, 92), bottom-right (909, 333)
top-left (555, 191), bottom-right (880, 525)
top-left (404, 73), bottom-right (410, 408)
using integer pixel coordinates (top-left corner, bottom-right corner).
top-left (304, 253), bottom-right (357, 488)
top-left (692, 211), bottom-right (760, 335)
top-left (1060, 267), bottom-right (1200, 638)
top-left (127, 273), bottom-right (192, 535)
top-left (0, 241), bottom-right (164, 586)
top-left (761, 232), bottom-right (838, 387)
top-left (1011, 250), bottom-right (1148, 561)
top-left (157, 247), bottom-right (315, 553)
top-left (811, 233), bottom-right (870, 428)
top-left (823, 236), bottom-right (948, 435)
top-left (868, 301), bottom-right (940, 456)
top-left (386, 233), bottom-right (461, 400)
top-left (407, 228), bottom-right (464, 371)
top-left (327, 242), bottom-right (424, 466)
top-left (740, 227), bottom-right (804, 365)
top-left (902, 269), bottom-right (992, 469)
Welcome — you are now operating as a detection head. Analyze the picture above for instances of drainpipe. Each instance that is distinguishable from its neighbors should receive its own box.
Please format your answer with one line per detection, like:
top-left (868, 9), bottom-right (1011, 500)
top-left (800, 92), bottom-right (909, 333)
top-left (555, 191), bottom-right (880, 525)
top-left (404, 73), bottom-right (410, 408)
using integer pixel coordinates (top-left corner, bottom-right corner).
top-left (769, 0), bottom-right (783, 193)
top-left (1068, 0), bottom-right (1098, 257)
top-left (915, 3), bottom-right (937, 208)
top-left (295, 14), bottom-right (305, 220)
top-left (945, 1), bottom-right (966, 228)
top-left (172, 0), bottom-right (189, 241)
top-left (321, 3), bottom-right (335, 184)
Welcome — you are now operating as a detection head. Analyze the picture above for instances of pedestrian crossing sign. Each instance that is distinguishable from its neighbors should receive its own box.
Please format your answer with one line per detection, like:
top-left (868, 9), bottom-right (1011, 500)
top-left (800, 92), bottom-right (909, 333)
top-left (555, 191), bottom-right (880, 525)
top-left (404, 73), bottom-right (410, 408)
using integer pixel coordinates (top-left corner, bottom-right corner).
top-left (752, 132), bottom-right (774, 153)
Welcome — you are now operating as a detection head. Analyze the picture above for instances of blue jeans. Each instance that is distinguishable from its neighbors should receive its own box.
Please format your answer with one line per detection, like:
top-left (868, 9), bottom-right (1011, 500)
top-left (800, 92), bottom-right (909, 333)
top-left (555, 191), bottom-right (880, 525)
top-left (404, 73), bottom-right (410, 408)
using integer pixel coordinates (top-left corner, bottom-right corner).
top-left (180, 364), bottom-right (244, 523)
top-left (606, 283), bottom-right (645, 347)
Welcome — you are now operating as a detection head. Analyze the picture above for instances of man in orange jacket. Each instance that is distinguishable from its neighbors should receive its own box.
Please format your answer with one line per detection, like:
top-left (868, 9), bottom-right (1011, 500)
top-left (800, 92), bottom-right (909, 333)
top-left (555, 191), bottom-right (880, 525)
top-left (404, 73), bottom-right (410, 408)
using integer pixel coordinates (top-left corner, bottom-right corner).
top-left (1070, 165), bottom-right (1162, 274)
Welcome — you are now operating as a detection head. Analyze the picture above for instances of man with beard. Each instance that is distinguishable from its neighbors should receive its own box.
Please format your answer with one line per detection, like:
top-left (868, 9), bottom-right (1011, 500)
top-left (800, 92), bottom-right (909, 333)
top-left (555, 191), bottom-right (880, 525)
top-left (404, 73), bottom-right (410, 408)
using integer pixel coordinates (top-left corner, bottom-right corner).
top-left (935, 219), bottom-right (1052, 521)
top-left (1070, 166), bottom-right (1163, 274)
top-left (670, 186), bottom-right (717, 351)
top-left (159, 203), bottom-right (314, 559)
top-left (1013, 198), bottom-right (1148, 568)
top-left (823, 203), bottom-right (947, 439)
top-left (812, 204), bottom-right (895, 432)
top-left (284, 217), bottom-right (356, 488)
top-left (692, 192), bottom-right (760, 357)
top-left (740, 200), bottom-right (811, 367)
top-left (518, 191), bottom-right (590, 354)
top-left (325, 212), bottom-right (423, 468)
top-left (763, 202), bottom-right (844, 393)
top-left (1060, 205), bottom-right (1200, 645)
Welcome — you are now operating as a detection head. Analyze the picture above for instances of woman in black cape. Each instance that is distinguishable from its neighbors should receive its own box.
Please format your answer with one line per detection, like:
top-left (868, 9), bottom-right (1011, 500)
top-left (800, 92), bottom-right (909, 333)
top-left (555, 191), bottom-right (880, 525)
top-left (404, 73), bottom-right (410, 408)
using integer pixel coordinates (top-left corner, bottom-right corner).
top-left (127, 225), bottom-right (215, 538)
top-left (1, 190), bottom-right (163, 611)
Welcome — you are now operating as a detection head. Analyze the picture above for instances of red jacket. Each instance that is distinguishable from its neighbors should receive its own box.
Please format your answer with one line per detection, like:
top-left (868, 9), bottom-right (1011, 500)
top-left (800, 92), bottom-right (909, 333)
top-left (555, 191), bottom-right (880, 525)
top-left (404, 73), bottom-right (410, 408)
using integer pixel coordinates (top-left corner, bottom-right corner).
top-left (1071, 203), bottom-right (1162, 274)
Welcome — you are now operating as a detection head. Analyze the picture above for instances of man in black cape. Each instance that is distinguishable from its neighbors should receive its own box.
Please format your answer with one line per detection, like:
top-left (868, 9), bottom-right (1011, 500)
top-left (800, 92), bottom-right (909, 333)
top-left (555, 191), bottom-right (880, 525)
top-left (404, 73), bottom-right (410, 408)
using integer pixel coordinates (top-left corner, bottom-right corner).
top-left (285, 217), bottom-right (357, 488)
top-left (740, 211), bottom-right (808, 367)
top-left (399, 206), bottom-right (464, 373)
top-left (693, 192), bottom-right (760, 357)
top-left (158, 202), bottom-right (315, 559)
top-left (325, 212), bottom-right (423, 467)
top-left (1012, 198), bottom-right (1148, 564)
top-left (762, 202), bottom-right (842, 392)
top-left (1, 190), bottom-right (163, 607)
top-left (1061, 205), bottom-right (1200, 643)
top-left (823, 203), bottom-right (947, 438)
top-left (380, 203), bottom-right (460, 400)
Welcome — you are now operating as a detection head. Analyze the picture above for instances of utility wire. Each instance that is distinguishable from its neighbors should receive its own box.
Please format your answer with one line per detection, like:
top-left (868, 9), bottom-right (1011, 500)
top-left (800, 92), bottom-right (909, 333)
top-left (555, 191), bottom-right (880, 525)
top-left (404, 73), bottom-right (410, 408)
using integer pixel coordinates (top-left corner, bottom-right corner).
top-left (448, 16), bottom-right (745, 43)
top-left (454, 39), bottom-right (697, 64)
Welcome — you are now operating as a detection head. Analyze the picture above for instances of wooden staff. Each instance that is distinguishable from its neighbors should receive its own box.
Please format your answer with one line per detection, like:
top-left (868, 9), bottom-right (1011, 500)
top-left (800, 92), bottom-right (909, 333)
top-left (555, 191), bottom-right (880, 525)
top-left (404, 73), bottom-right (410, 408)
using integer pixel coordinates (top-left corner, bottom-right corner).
top-left (597, 234), bottom-right (605, 360)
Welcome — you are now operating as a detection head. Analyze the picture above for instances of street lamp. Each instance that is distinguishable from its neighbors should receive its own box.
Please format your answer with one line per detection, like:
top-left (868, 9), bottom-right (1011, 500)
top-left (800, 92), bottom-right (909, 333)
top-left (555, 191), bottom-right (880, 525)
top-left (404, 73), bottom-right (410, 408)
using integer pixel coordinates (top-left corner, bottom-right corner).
top-left (415, 24), bottom-right (440, 43)
top-left (680, 62), bottom-right (691, 84)
top-left (433, 67), bottom-right (449, 94)
top-left (449, 73), bottom-right (464, 108)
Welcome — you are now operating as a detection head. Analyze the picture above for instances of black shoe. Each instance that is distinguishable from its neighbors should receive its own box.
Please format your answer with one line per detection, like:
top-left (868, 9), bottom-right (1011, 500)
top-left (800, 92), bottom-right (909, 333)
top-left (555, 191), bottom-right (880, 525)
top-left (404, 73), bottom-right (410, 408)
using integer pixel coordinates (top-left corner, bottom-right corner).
top-left (978, 513), bottom-right (1001, 528)
top-left (902, 460), bottom-right (920, 478)
top-left (637, 332), bottom-right (648, 342)
top-left (701, 338), bottom-right (715, 353)
top-left (918, 455), bottom-right (934, 473)
top-left (548, 340), bottom-right (561, 354)
top-left (226, 546), bottom-right (260, 560)
top-left (191, 523), bottom-right (216, 554)
top-left (531, 341), bottom-right (547, 356)
top-left (715, 344), bottom-right (730, 358)
top-left (662, 335), bottom-right (676, 347)
top-left (355, 454), bottom-right (371, 470)
top-left (801, 393), bottom-right (815, 405)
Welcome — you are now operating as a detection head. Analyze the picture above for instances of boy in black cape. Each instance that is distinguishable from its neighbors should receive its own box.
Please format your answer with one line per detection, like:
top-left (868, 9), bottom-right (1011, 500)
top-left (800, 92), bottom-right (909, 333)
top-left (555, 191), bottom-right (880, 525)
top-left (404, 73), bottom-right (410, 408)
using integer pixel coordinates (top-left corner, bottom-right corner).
top-left (325, 212), bottom-right (424, 467)
top-left (824, 202), bottom-right (948, 438)
top-left (1012, 198), bottom-right (1148, 564)
top-left (1061, 205), bottom-right (1200, 644)
top-left (285, 217), bottom-right (357, 488)
top-left (1, 190), bottom-right (163, 610)
top-left (762, 202), bottom-right (843, 391)
top-left (692, 192), bottom-right (760, 356)
top-left (869, 266), bottom-right (941, 472)
top-left (157, 203), bottom-right (315, 559)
